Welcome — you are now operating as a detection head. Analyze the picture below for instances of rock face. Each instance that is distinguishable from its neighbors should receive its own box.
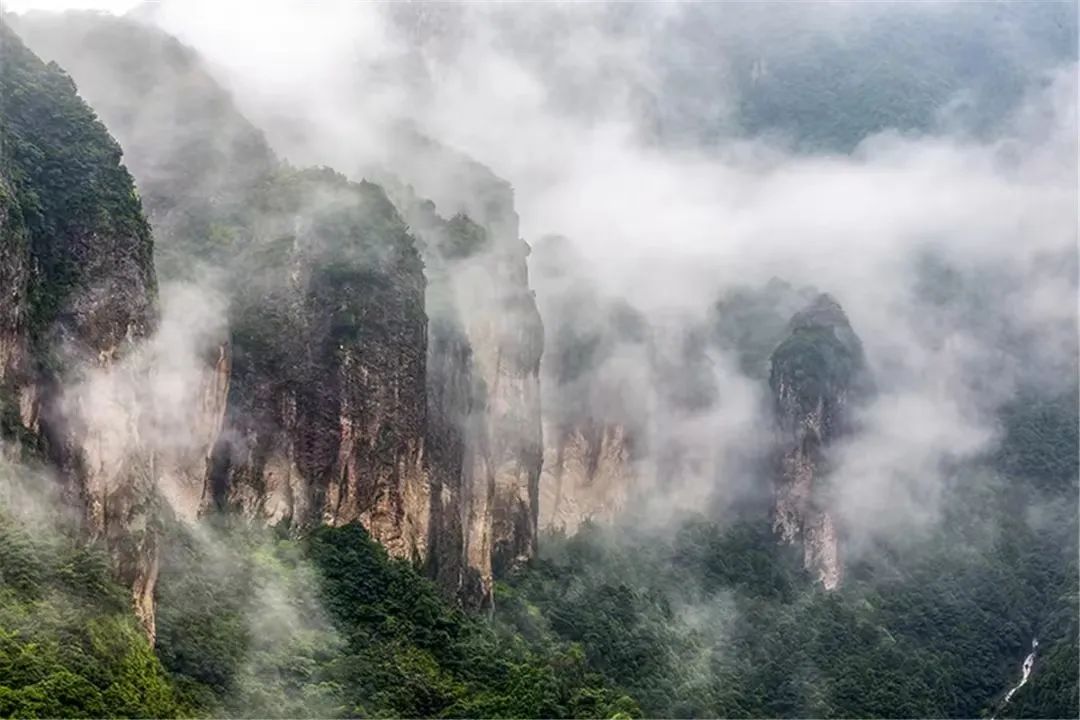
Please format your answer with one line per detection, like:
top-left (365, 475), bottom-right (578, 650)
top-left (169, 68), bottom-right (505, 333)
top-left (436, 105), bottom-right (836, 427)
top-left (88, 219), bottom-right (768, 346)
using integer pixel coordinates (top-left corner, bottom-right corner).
top-left (531, 235), bottom-right (737, 536)
top-left (540, 422), bottom-right (635, 534)
top-left (15, 14), bottom-right (547, 610)
top-left (413, 210), bottom-right (477, 596)
top-left (0, 21), bottom-right (159, 636)
top-left (531, 236), bottom-right (646, 534)
top-left (463, 229), bottom-right (544, 581)
top-left (393, 198), bottom-right (486, 600)
top-left (384, 136), bottom-right (545, 601)
top-left (768, 293), bottom-right (866, 589)
top-left (0, 173), bottom-right (29, 417)
top-left (11, 10), bottom-right (274, 528)
top-left (211, 170), bottom-right (430, 567)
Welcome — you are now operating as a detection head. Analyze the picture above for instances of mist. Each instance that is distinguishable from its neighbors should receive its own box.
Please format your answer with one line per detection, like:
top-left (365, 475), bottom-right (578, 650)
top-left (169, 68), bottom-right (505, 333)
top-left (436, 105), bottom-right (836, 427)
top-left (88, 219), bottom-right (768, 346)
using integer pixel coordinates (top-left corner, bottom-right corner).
top-left (1, 2), bottom-right (1076, 716)
top-left (91, 0), bottom-right (1074, 552)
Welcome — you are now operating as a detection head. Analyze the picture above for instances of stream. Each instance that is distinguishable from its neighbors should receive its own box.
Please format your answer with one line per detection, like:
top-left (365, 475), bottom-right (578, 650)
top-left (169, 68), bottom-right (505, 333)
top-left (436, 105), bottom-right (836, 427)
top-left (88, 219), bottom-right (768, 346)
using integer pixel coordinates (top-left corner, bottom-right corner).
top-left (994, 638), bottom-right (1038, 717)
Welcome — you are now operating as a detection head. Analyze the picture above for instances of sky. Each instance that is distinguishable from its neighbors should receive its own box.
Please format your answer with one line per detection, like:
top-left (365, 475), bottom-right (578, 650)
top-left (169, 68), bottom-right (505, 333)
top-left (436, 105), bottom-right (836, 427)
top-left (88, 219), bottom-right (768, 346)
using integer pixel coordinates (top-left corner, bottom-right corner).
top-left (3, 0), bottom-right (139, 13)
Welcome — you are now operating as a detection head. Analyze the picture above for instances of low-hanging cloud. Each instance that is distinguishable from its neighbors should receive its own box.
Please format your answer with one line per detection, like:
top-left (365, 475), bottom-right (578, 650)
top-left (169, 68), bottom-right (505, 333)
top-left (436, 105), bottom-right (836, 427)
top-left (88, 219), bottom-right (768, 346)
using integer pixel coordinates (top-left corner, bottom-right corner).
top-left (20, 0), bottom-right (1075, 549)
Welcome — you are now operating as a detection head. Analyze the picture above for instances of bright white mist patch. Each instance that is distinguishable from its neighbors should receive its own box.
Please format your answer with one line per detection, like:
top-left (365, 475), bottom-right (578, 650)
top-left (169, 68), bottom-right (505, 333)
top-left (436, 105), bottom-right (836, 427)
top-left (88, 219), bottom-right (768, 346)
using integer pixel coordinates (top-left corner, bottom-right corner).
top-left (3, 0), bottom-right (141, 14)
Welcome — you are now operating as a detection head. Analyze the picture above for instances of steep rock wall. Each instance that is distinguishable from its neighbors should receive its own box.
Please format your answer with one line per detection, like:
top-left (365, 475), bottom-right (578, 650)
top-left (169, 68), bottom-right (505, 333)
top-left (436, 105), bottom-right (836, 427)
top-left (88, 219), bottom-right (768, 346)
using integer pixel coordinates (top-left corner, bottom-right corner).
top-left (211, 170), bottom-right (431, 561)
top-left (17, 15), bottom-right (438, 569)
top-left (539, 422), bottom-right (634, 534)
top-left (768, 293), bottom-right (866, 589)
top-left (380, 133), bottom-right (544, 599)
top-left (398, 200), bottom-right (484, 601)
top-left (17, 14), bottom-right (547, 611)
top-left (531, 236), bottom-right (647, 535)
top-left (0, 172), bottom-right (30, 430)
top-left (464, 239), bottom-right (544, 579)
top-left (12, 11), bottom-right (272, 527)
top-left (0, 21), bottom-right (160, 636)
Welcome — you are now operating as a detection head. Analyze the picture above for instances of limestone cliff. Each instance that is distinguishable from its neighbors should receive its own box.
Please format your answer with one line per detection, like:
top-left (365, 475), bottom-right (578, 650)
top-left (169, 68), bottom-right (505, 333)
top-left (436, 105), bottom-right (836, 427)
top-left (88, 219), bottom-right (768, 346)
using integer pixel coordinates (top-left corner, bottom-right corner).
top-left (210, 170), bottom-right (429, 562)
top-left (768, 293), bottom-right (866, 589)
top-left (376, 131), bottom-right (544, 598)
top-left (11, 11), bottom-right (271, 526)
top-left (531, 236), bottom-right (646, 534)
top-left (0, 21), bottom-right (159, 636)
top-left (15, 15), bottom-right (433, 551)
top-left (0, 172), bottom-right (29, 422)
top-left (540, 422), bottom-right (635, 534)
top-left (15, 13), bottom-right (547, 612)
top-left (463, 231), bottom-right (544, 581)
top-left (395, 199), bottom-right (486, 600)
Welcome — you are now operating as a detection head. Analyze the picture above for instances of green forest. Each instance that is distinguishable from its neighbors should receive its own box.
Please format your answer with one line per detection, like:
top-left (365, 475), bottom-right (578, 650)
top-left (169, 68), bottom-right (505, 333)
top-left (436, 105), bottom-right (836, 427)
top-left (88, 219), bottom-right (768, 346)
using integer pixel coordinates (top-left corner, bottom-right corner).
top-left (1, 386), bottom-right (1075, 718)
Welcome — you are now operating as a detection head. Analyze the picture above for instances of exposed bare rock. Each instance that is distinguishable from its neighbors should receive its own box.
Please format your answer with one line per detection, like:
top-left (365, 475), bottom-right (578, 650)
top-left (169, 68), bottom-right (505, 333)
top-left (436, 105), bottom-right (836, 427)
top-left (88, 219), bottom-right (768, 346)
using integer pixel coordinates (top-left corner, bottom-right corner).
top-left (210, 170), bottom-right (431, 561)
top-left (155, 333), bottom-right (230, 522)
top-left (531, 235), bottom-right (649, 535)
top-left (0, 174), bottom-right (28, 396)
top-left (769, 293), bottom-right (867, 590)
top-left (0, 21), bottom-right (162, 637)
top-left (539, 422), bottom-right (634, 534)
top-left (13, 13), bottom-right (547, 614)
top-left (378, 134), bottom-right (544, 603)
top-left (464, 242), bottom-right (544, 579)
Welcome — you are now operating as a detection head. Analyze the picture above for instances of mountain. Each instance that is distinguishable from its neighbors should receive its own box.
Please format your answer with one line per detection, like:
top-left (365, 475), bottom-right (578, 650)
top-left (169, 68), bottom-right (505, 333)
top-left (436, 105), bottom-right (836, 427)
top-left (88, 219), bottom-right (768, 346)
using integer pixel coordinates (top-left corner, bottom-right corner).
top-left (769, 293), bottom-right (868, 589)
top-left (0, 18), bottom-right (617, 717)
top-left (9, 11), bottom-right (545, 614)
top-left (0, 17), bottom-right (159, 636)
top-left (0, 6), bottom-right (1076, 720)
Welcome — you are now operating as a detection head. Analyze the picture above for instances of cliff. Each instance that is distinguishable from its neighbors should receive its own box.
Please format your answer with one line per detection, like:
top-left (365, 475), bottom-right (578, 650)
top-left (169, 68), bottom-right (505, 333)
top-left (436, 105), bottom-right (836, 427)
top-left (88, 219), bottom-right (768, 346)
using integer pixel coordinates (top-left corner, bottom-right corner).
top-left (0, 20), bottom-right (159, 636)
top-left (210, 169), bottom-right (429, 560)
top-left (768, 293), bottom-right (867, 589)
top-left (531, 236), bottom-right (646, 534)
top-left (14, 12), bottom-right (546, 611)
top-left (376, 129), bottom-right (544, 585)
top-left (385, 140), bottom-right (545, 601)
top-left (10, 10), bottom-right (274, 525)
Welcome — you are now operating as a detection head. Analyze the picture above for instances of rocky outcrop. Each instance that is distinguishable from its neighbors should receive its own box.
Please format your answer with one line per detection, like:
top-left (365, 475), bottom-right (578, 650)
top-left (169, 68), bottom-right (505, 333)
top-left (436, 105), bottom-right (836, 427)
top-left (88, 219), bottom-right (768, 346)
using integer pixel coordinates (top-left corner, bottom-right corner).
top-left (210, 170), bottom-right (430, 561)
top-left (397, 199), bottom-right (487, 601)
top-left (10, 11), bottom-right (269, 527)
top-left (15, 14), bottom-right (547, 611)
top-left (0, 172), bottom-right (30, 425)
top-left (377, 131), bottom-right (544, 588)
top-left (768, 293), bottom-right (866, 589)
top-left (15, 13), bottom-right (436, 560)
top-left (0, 21), bottom-right (160, 636)
top-left (463, 236), bottom-right (543, 580)
top-left (531, 236), bottom-right (647, 534)
top-left (540, 422), bottom-right (635, 534)
top-left (153, 325), bottom-right (230, 523)
top-left (389, 158), bottom-right (544, 603)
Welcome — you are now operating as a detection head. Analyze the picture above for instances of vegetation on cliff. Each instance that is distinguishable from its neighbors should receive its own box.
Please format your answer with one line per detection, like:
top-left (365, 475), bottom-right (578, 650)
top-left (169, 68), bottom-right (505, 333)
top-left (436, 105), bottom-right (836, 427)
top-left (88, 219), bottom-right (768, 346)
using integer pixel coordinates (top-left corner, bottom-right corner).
top-left (768, 293), bottom-right (868, 424)
top-left (0, 8), bottom-right (1074, 720)
top-left (0, 20), bottom-right (154, 350)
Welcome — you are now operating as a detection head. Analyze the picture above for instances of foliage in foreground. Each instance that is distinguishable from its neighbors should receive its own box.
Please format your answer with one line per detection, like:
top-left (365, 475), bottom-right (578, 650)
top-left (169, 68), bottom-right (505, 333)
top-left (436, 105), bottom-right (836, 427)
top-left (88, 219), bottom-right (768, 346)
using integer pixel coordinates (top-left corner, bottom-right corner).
top-left (0, 511), bottom-right (184, 718)
top-left (155, 520), bottom-right (637, 719)
top-left (495, 392), bottom-right (1079, 719)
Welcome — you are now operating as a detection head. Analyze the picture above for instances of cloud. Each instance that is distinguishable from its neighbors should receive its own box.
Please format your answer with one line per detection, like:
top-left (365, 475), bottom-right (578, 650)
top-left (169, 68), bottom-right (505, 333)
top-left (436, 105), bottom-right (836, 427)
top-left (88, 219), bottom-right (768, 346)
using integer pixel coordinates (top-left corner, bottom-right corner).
top-left (30, 0), bottom-right (1079, 546)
